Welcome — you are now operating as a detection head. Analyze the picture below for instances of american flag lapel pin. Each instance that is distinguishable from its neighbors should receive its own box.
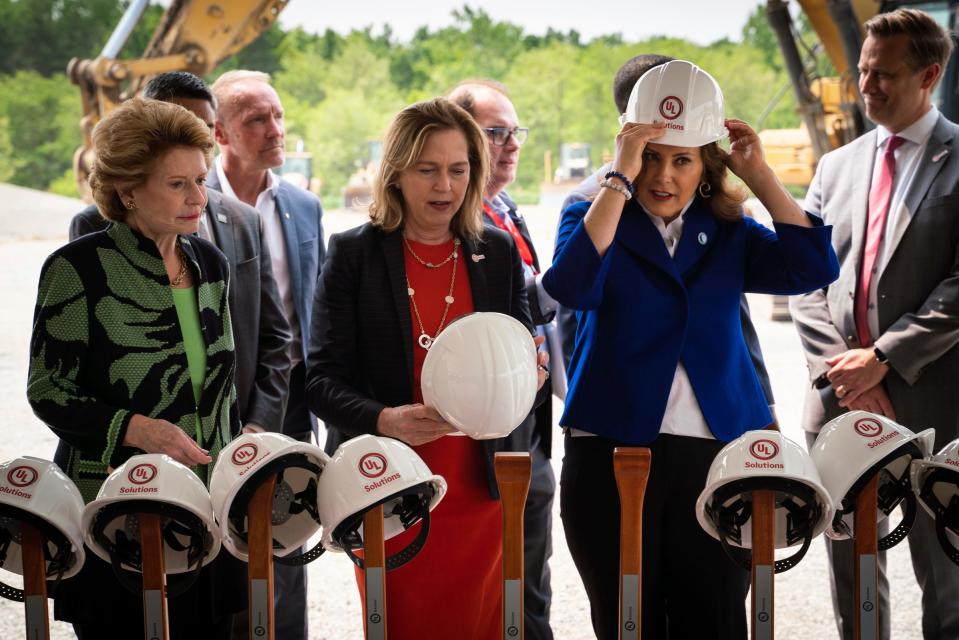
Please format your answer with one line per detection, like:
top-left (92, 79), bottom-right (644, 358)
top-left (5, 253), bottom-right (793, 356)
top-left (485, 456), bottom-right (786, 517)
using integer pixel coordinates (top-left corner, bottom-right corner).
top-left (932, 149), bottom-right (950, 163)
top-left (472, 254), bottom-right (486, 262)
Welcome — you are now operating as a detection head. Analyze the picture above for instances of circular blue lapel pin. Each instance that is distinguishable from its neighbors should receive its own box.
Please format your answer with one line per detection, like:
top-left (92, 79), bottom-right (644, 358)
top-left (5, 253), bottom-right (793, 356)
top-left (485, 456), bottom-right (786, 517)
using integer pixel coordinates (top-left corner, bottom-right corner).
top-left (698, 232), bottom-right (708, 245)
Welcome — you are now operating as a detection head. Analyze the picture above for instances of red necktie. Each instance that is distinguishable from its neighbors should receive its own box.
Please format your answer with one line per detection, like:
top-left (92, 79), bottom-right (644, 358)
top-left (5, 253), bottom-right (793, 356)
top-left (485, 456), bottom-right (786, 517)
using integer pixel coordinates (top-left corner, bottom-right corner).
top-left (855, 135), bottom-right (904, 346)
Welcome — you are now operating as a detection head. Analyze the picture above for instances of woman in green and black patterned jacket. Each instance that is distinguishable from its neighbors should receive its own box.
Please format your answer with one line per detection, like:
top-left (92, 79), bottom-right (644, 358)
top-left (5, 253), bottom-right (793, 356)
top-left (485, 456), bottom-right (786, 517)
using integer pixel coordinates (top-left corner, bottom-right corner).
top-left (27, 98), bottom-right (243, 639)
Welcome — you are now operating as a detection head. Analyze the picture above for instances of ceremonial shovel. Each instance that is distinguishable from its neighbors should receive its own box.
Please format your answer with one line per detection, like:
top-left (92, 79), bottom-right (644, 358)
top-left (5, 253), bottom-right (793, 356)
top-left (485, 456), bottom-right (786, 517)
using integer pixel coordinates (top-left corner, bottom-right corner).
top-left (494, 452), bottom-right (532, 640)
top-left (246, 475), bottom-right (278, 640)
top-left (750, 490), bottom-right (775, 639)
top-left (138, 512), bottom-right (169, 640)
top-left (363, 504), bottom-right (387, 640)
top-left (20, 523), bottom-right (49, 640)
top-left (613, 447), bottom-right (651, 640)
top-left (854, 475), bottom-right (880, 640)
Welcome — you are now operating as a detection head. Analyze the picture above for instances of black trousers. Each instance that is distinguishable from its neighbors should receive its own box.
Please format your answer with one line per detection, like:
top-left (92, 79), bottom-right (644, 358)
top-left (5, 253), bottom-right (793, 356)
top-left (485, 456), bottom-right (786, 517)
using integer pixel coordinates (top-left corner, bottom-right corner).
top-left (560, 433), bottom-right (749, 640)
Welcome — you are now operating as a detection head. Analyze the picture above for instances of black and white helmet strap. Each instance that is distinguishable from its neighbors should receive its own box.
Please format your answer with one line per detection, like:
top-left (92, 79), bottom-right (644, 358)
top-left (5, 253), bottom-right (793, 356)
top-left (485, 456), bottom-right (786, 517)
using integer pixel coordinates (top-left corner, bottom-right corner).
top-left (0, 505), bottom-right (75, 602)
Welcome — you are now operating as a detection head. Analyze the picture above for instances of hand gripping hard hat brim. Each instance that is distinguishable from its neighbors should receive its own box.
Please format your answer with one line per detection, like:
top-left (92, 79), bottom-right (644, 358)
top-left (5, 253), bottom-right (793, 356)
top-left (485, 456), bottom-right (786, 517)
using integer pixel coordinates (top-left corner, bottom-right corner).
top-left (81, 454), bottom-right (220, 596)
top-left (318, 435), bottom-right (447, 570)
top-left (0, 457), bottom-right (86, 602)
top-left (811, 410), bottom-right (935, 549)
top-left (620, 59), bottom-right (728, 148)
top-left (421, 312), bottom-right (538, 440)
top-left (910, 439), bottom-right (959, 566)
top-left (696, 431), bottom-right (832, 573)
top-left (210, 432), bottom-right (330, 564)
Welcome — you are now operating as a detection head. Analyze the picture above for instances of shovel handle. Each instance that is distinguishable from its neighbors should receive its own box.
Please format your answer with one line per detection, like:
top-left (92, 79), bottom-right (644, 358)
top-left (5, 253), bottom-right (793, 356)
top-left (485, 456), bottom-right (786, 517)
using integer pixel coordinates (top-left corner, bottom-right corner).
top-left (363, 504), bottom-right (387, 640)
top-left (139, 512), bottom-right (169, 640)
top-left (613, 447), bottom-right (651, 640)
top-left (21, 522), bottom-right (49, 640)
top-left (854, 474), bottom-right (880, 640)
top-left (495, 452), bottom-right (532, 640)
top-left (751, 490), bottom-right (775, 640)
top-left (248, 474), bottom-right (277, 640)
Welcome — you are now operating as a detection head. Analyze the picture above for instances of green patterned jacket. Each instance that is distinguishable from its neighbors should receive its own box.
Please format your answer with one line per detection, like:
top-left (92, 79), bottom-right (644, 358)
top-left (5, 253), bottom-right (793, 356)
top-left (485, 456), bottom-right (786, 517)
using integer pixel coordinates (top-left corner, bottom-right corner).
top-left (28, 222), bottom-right (239, 502)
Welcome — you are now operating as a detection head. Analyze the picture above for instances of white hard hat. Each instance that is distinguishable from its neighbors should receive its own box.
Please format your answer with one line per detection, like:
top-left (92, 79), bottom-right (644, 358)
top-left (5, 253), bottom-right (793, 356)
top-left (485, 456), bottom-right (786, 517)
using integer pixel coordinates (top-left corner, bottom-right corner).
top-left (910, 438), bottom-right (959, 565)
top-left (0, 457), bottom-right (85, 601)
top-left (82, 454), bottom-right (220, 594)
top-left (318, 435), bottom-right (446, 570)
top-left (210, 433), bottom-right (330, 563)
top-left (810, 411), bottom-right (934, 548)
top-left (696, 431), bottom-right (831, 573)
top-left (421, 312), bottom-right (537, 440)
top-left (620, 59), bottom-right (728, 147)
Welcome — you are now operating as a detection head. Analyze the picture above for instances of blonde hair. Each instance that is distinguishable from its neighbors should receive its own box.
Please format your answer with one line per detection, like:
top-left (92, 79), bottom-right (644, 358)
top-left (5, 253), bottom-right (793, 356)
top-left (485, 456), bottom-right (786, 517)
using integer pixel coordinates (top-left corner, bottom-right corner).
top-left (369, 98), bottom-right (489, 240)
top-left (211, 70), bottom-right (273, 122)
top-left (89, 98), bottom-right (213, 222)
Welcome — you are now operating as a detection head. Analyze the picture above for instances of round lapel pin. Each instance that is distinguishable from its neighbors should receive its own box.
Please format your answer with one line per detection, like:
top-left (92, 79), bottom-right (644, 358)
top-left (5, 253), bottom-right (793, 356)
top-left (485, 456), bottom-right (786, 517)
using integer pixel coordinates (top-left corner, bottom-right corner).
top-left (698, 232), bottom-right (708, 245)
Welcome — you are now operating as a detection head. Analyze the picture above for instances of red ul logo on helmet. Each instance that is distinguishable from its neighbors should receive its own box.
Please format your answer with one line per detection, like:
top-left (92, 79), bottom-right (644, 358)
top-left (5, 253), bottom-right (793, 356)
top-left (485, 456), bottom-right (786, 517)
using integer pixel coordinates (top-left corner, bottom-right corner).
top-left (749, 439), bottom-right (779, 461)
top-left (854, 418), bottom-right (883, 438)
top-left (7, 466), bottom-right (38, 488)
top-left (232, 443), bottom-right (259, 466)
top-left (358, 453), bottom-right (388, 479)
top-left (659, 96), bottom-right (683, 120)
top-left (128, 463), bottom-right (157, 485)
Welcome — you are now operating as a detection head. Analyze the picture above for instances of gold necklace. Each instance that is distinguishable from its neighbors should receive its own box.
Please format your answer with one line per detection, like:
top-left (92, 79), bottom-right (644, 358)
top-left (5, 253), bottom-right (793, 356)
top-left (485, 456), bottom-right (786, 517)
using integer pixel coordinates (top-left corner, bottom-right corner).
top-left (405, 238), bottom-right (459, 350)
top-left (404, 236), bottom-right (460, 268)
top-left (169, 244), bottom-right (188, 287)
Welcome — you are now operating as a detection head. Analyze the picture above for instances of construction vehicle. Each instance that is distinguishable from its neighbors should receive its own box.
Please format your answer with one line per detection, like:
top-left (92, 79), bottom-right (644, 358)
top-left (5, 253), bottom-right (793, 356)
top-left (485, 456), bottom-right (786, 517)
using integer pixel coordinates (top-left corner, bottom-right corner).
top-left (67, 0), bottom-right (290, 199)
top-left (759, 0), bottom-right (959, 319)
top-left (553, 143), bottom-right (591, 183)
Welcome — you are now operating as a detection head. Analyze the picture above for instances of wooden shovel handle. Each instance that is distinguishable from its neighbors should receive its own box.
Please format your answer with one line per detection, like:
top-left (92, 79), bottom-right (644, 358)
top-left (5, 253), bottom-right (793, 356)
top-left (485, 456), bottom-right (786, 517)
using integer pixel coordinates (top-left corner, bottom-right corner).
top-left (854, 474), bottom-right (880, 640)
top-left (363, 504), bottom-right (387, 640)
top-left (495, 453), bottom-right (532, 581)
top-left (139, 512), bottom-right (169, 640)
top-left (614, 447), bottom-right (651, 640)
top-left (248, 474), bottom-right (277, 640)
top-left (751, 489), bottom-right (776, 640)
top-left (21, 522), bottom-right (50, 640)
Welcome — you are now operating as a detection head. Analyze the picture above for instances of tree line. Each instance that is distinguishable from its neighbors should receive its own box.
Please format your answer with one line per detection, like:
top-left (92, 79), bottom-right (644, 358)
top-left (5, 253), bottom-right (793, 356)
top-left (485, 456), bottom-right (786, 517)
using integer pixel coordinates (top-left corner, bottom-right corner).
top-left (0, 1), bottom-right (805, 203)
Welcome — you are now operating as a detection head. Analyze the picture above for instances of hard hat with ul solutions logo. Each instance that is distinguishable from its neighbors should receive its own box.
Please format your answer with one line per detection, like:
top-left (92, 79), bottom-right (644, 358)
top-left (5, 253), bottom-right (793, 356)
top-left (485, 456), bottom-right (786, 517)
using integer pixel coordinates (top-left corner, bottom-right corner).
top-left (696, 431), bottom-right (831, 573)
top-left (210, 432), bottom-right (330, 563)
top-left (0, 457), bottom-right (85, 601)
top-left (317, 435), bottom-right (446, 569)
top-left (81, 454), bottom-right (220, 594)
top-left (810, 411), bottom-right (934, 548)
top-left (420, 312), bottom-right (538, 440)
top-left (910, 437), bottom-right (959, 565)
top-left (620, 59), bottom-right (728, 148)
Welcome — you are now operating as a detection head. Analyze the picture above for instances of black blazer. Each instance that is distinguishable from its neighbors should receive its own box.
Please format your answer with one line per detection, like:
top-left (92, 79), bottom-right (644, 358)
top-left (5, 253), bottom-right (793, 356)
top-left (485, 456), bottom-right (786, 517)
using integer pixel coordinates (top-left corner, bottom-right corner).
top-left (306, 222), bottom-right (540, 497)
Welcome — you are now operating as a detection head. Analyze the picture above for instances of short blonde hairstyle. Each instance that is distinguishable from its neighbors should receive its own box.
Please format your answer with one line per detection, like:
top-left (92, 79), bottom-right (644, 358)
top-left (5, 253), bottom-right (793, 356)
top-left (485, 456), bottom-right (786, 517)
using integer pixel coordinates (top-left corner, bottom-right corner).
top-left (369, 98), bottom-right (489, 240)
top-left (89, 98), bottom-right (213, 222)
top-left (210, 69), bottom-right (273, 122)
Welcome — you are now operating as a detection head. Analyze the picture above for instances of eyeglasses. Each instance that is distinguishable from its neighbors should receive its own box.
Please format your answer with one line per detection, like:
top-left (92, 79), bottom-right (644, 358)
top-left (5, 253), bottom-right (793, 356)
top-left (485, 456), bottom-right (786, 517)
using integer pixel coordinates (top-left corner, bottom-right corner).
top-left (483, 127), bottom-right (529, 147)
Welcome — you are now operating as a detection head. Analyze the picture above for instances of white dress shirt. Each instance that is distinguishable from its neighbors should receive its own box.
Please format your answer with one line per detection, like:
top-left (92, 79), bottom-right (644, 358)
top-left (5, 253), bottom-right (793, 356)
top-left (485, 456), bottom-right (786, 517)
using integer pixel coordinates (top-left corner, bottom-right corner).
top-left (214, 156), bottom-right (302, 366)
top-left (573, 198), bottom-right (713, 440)
top-left (867, 106), bottom-right (939, 341)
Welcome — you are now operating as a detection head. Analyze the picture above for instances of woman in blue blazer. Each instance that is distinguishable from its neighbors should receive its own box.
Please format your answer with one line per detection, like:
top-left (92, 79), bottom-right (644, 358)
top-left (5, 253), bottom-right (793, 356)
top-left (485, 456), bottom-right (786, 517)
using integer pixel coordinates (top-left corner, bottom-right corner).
top-left (543, 62), bottom-right (839, 639)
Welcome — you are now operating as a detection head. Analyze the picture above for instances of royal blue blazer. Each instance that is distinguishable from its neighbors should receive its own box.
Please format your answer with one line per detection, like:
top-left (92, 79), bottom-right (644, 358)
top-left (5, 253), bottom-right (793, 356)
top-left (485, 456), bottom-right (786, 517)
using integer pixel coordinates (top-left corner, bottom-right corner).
top-left (543, 197), bottom-right (839, 445)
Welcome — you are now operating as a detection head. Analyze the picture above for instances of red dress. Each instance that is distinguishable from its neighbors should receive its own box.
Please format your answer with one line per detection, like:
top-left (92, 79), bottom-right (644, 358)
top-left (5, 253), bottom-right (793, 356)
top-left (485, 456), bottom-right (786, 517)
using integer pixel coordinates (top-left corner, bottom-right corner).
top-left (355, 238), bottom-right (503, 639)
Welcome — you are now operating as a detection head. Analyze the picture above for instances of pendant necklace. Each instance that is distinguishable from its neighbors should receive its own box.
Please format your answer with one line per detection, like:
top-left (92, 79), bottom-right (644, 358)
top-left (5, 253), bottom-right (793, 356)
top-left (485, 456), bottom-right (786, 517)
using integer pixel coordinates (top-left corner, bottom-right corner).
top-left (404, 237), bottom-right (460, 350)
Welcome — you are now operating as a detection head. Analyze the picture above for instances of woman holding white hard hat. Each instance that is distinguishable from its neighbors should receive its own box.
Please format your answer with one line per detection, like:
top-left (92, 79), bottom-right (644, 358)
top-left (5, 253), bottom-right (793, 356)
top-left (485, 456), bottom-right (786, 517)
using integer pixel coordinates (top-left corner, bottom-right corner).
top-left (306, 97), bottom-right (547, 638)
top-left (543, 59), bottom-right (840, 638)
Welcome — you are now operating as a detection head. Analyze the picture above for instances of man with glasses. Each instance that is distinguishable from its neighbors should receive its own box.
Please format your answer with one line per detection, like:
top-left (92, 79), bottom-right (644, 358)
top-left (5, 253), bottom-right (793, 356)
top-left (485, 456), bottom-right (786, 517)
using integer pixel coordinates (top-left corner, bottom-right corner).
top-left (450, 80), bottom-right (558, 640)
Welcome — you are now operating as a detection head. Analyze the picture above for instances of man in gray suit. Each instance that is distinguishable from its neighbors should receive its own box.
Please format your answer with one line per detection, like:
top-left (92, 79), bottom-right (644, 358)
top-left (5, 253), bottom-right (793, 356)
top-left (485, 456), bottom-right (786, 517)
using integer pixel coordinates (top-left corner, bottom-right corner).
top-left (68, 72), bottom-right (293, 436)
top-left (791, 9), bottom-right (959, 639)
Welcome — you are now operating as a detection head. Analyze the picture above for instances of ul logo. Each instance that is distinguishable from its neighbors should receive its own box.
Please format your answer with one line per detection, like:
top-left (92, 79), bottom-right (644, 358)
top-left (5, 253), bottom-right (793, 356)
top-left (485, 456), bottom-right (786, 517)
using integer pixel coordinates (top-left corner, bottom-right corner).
top-left (749, 439), bottom-right (779, 461)
top-left (232, 443), bottom-right (259, 466)
top-left (7, 466), bottom-right (38, 488)
top-left (128, 463), bottom-right (157, 485)
top-left (659, 96), bottom-right (683, 120)
top-left (854, 418), bottom-right (883, 438)
top-left (358, 453), bottom-right (388, 479)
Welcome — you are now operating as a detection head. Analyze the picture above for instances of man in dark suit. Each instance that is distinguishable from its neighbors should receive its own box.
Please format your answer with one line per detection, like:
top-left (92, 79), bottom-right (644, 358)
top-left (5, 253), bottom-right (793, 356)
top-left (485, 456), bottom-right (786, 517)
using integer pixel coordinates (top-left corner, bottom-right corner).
top-left (68, 72), bottom-right (293, 436)
top-left (449, 80), bottom-right (557, 640)
top-left (209, 69), bottom-right (324, 640)
top-left (558, 54), bottom-right (776, 419)
top-left (791, 9), bottom-right (959, 639)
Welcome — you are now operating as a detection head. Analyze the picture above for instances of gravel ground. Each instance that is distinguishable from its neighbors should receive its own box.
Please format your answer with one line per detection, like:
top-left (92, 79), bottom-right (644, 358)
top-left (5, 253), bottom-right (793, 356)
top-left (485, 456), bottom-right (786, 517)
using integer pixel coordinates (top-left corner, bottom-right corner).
top-left (0, 183), bottom-right (924, 638)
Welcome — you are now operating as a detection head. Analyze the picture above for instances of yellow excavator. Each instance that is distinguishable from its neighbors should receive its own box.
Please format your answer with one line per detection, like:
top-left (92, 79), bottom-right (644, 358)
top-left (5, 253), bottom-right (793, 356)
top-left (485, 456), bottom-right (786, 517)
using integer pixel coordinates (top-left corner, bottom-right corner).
top-left (67, 0), bottom-right (290, 198)
top-left (762, 0), bottom-right (959, 187)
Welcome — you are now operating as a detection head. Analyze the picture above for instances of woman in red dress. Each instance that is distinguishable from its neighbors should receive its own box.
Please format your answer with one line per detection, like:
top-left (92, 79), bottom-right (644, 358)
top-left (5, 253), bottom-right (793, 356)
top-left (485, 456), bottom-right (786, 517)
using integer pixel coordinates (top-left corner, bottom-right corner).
top-left (306, 97), bottom-right (548, 639)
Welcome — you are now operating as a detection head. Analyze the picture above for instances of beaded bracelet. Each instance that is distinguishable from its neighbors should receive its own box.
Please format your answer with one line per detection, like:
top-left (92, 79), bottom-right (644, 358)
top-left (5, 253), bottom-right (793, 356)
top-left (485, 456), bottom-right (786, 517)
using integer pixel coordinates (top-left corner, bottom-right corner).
top-left (599, 179), bottom-right (631, 200)
top-left (604, 170), bottom-right (635, 197)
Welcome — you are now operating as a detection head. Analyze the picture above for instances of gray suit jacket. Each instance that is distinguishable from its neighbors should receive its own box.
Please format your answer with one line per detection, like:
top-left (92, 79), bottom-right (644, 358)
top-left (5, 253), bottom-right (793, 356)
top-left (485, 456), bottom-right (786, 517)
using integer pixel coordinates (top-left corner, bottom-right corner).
top-left (791, 113), bottom-right (959, 445)
top-left (68, 190), bottom-right (293, 432)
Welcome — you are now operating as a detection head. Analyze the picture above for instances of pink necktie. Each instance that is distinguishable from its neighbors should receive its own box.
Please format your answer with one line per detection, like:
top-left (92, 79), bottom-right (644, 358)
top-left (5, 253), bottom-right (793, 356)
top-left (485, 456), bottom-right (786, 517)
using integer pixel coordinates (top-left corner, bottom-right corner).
top-left (855, 135), bottom-right (904, 346)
